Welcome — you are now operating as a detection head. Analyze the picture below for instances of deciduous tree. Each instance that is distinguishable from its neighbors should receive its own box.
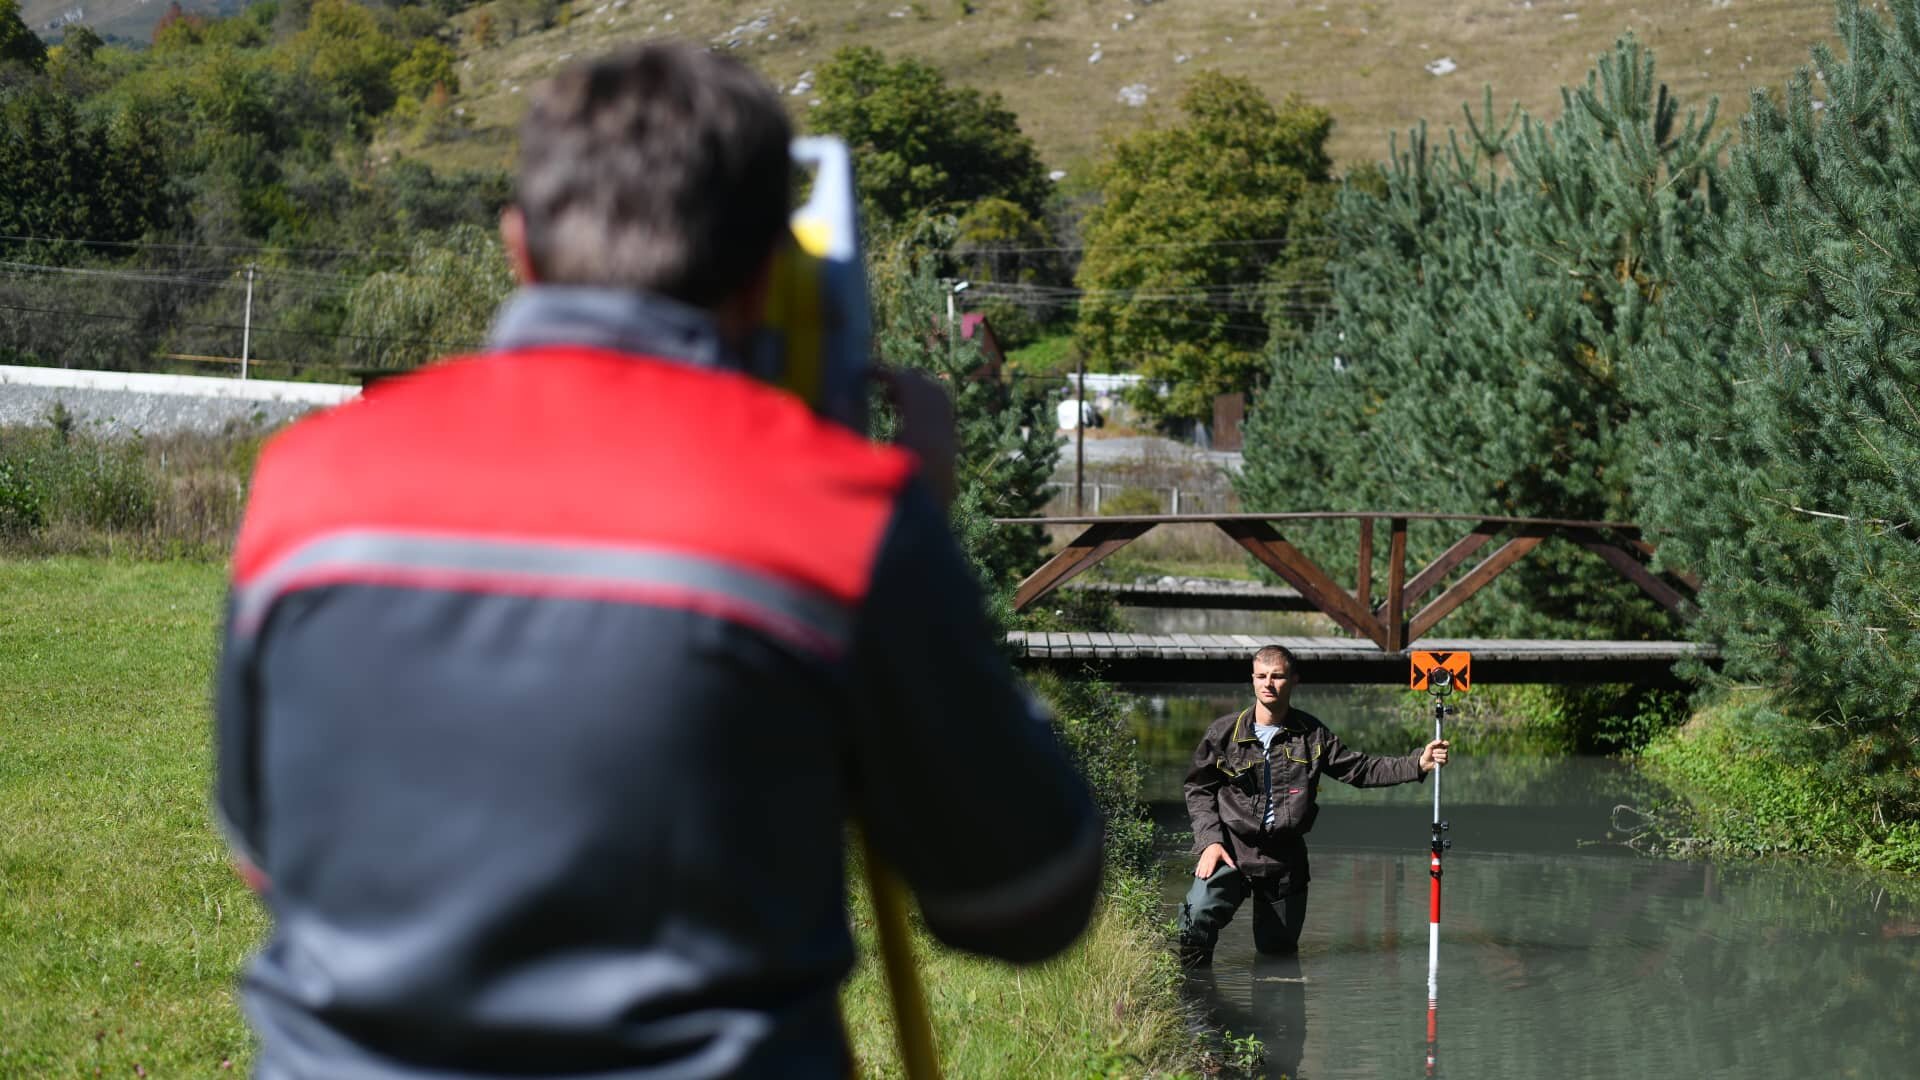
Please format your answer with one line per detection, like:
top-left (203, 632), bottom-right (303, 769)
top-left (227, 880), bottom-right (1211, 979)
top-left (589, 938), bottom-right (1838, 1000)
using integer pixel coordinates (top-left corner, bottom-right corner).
top-left (343, 225), bottom-right (512, 368)
top-left (809, 46), bottom-right (1051, 227)
top-left (1073, 72), bottom-right (1334, 425)
top-left (0, 0), bottom-right (48, 71)
top-left (868, 227), bottom-right (1060, 599)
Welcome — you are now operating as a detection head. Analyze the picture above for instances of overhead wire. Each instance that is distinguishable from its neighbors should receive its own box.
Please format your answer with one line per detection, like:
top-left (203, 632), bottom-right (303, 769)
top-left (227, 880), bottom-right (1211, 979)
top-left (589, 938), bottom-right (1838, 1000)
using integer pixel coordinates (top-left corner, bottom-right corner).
top-left (953, 234), bottom-right (1320, 255)
top-left (0, 301), bottom-right (483, 352)
top-left (0, 232), bottom-right (417, 260)
top-left (0, 238), bottom-right (1346, 363)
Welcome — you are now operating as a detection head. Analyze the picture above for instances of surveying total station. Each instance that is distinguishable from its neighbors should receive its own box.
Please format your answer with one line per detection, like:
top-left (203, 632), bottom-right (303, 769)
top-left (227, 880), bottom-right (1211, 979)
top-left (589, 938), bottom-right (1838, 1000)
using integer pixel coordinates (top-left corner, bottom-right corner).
top-left (755, 136), bottom-right (940, 1079)
top-left (754, 137), bottom-right (873, 433)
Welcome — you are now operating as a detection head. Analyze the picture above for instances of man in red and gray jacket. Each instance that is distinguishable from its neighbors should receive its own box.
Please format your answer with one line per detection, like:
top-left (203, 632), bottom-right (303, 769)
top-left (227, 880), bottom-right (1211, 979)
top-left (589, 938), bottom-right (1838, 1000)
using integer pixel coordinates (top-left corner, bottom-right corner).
top-left (214, 45), bottom-right (1100, 1079)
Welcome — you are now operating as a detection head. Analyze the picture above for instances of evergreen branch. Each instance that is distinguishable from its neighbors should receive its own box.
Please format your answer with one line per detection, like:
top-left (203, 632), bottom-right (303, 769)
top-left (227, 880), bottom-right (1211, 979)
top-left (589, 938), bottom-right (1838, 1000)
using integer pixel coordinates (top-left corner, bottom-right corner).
top-left (1853, 226), bottom-right (1900, 264)
top-left (1891, 379), bottom-right (1920, 431)
top-left (1755, 494), bottom-right (1909, 532)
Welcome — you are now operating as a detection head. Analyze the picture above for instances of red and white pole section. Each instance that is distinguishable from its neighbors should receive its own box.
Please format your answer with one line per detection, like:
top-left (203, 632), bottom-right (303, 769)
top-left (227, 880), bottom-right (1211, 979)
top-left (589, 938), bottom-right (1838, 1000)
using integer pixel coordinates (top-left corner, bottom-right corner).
top-left (1428, 707), bottom-right (1443, 1003)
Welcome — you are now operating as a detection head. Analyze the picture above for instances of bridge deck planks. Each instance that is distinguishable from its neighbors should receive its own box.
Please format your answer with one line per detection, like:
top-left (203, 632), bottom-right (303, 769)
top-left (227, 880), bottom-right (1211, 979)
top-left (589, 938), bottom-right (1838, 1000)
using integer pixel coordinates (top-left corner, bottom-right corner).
top-left (1006, 634), bottom-right (1712, 685)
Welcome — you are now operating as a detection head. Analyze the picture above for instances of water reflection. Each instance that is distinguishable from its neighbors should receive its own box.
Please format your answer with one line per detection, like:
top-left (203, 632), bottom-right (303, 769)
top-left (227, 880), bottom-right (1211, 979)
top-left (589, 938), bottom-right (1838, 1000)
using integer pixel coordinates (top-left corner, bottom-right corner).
top-left (1137, 685), bottom-right (1920, 1080)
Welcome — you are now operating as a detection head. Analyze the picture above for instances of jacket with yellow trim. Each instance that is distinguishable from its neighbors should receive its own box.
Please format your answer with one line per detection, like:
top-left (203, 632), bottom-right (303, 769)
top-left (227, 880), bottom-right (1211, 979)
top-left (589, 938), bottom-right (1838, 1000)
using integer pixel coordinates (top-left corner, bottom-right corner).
top-left (1184, 706), bottom-right (1424, 883)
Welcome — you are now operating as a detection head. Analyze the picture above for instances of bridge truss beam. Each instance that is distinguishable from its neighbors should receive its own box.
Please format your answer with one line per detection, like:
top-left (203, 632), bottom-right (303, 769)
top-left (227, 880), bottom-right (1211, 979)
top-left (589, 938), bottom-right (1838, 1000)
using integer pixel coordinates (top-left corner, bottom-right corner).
top-left (1001, 512), bottom-right (1697, 651)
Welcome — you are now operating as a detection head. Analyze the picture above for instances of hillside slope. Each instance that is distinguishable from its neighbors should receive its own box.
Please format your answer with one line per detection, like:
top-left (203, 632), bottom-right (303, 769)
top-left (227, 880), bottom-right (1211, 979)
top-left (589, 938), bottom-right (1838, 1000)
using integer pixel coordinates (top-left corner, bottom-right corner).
top-left (432, 0), bottom-right (1837, 176)
top-left (23, 0), bottom-right (245, 45)
top-left (25, 0), bottom-right (1838, 175)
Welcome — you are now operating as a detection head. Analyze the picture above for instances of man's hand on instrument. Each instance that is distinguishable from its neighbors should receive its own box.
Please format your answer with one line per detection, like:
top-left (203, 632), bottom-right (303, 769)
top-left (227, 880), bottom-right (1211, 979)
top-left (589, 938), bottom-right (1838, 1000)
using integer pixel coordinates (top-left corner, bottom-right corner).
top-left (1193, 842), bottom-right (1236, 880)
top-left (872, 367), bottom-right (957, 510)
top-left (1420, 739), bottom-right (1451, 773)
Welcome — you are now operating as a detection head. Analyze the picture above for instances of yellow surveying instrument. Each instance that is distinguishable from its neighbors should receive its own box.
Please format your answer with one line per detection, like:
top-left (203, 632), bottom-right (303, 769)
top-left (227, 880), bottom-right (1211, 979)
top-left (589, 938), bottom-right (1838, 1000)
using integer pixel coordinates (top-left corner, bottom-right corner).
top-left (753, 137), bottom-right (872, 432)
top-left (758, 136), bottom-right (939, 1078)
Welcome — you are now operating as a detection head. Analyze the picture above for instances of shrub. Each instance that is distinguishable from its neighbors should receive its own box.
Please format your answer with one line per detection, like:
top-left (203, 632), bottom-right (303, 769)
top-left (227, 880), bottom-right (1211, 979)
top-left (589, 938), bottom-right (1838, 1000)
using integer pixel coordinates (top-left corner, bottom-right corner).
top-left (1098, 486), bottom-right (1162, 517)
top-left (0, 446), bottom-right (46, 534)
top-left (58, 440), bottom-right (157, 531)
top-left (1027, 671), bottom-right (1154, 883)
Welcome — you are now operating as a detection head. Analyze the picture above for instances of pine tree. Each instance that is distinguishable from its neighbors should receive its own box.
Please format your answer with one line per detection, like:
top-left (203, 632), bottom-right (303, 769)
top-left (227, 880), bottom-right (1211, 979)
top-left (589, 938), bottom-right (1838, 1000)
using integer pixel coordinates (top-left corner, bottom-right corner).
top-left (1633, 0), bottom-right (1920, 827)
top-left (867, 232), bottom-right (1061, 608)
top-left (1238, 39), bottom-right (1723, 641)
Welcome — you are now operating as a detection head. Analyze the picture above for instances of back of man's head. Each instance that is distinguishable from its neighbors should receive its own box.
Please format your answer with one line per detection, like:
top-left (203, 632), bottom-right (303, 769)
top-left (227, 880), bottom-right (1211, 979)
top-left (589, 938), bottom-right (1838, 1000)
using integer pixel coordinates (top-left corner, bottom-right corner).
top-left (515, 44), bottom-right (792, 308)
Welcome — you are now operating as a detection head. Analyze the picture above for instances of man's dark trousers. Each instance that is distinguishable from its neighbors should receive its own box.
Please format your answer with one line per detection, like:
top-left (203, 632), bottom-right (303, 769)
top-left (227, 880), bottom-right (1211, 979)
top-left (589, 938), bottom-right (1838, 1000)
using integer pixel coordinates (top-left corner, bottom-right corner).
top-left (1177, 865), bottom-right (1307, 965)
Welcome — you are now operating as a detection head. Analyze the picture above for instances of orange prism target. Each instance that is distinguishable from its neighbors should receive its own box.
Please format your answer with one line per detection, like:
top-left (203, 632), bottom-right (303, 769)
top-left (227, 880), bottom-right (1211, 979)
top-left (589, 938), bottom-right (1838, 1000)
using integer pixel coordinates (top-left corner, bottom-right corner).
top-left (1409, 650), bottom-right (1472, 693)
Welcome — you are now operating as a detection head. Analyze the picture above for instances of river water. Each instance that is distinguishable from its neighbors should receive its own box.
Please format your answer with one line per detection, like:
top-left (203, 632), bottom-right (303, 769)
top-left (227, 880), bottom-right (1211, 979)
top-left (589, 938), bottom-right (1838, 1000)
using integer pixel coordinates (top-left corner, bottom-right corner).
top-left (1135, 683), bottom-right (1920, 1079)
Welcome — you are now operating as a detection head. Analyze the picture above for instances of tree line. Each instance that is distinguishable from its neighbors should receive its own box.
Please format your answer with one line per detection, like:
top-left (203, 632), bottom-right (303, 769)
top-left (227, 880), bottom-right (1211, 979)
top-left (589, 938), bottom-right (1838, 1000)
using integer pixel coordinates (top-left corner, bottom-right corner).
top-left (2, 0), bottom-right (1916, 858)
top-left (1238, 4), bottom-right (1920, 865)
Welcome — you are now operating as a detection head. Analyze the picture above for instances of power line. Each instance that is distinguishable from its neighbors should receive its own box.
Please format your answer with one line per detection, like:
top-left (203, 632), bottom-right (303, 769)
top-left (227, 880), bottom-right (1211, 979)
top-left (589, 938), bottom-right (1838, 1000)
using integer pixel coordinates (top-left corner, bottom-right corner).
top-left (0, 230), bottom-right (1325, 263)
top-left (0, 232), bottom-right (415, 260)
top-left (957, 234), bottom-right (1320, 256)
top-left (970, 279), bottom-right (1332, 295)
top-left (0, 301), bottom-right (484, 351)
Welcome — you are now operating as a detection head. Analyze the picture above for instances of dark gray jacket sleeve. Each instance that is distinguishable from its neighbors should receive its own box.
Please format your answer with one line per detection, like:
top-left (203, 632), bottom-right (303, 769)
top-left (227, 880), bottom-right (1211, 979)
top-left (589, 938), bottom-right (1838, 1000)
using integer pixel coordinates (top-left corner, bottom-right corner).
top-left (846, 481), bottom-right (1103, 964)
top-left (212, 595), bottom-right (266, 870)
top-left (1321, 727), bottom-right (1426, 788)
top-left (1183, 722), bottom-right (1229, 854)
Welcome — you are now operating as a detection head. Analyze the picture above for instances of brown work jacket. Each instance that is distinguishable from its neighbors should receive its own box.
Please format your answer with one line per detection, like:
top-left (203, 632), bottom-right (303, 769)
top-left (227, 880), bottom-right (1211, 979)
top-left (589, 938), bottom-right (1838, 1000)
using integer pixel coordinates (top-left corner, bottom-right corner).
top-left (1184, 706), bottom-right (1425, 891)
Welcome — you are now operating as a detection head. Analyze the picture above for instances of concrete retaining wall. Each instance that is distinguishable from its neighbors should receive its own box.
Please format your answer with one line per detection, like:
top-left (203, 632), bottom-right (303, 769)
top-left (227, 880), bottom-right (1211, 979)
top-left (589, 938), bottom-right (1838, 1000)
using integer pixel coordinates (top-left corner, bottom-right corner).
top-left (0, 366), bottom-right (360, 438)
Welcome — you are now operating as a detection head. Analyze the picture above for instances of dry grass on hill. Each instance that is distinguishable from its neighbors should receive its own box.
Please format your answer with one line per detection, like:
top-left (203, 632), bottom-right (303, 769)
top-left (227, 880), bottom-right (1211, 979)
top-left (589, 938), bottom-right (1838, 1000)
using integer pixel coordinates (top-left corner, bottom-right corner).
top-left (420, 0), bottom-right (1837, 177)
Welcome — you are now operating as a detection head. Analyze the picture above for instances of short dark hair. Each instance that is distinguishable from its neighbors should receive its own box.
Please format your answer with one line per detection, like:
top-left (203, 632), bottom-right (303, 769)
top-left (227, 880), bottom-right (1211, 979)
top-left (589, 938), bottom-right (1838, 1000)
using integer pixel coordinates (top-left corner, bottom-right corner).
top-left (1252, 645), bottom-right (1296, 671)
top-left (515, 44), bottom-right (792, 307)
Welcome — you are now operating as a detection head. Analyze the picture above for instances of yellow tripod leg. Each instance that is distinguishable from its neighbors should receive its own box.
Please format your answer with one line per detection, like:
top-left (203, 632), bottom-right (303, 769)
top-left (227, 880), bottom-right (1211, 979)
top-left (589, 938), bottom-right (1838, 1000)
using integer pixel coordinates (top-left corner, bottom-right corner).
top-left (859, 832), bottom-right (942, 1079)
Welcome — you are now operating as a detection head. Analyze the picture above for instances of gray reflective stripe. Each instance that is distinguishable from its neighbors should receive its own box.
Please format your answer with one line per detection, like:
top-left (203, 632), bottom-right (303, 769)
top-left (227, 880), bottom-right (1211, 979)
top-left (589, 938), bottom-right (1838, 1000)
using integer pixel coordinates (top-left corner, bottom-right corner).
top-left (234, 530), bottom-right (853, 656)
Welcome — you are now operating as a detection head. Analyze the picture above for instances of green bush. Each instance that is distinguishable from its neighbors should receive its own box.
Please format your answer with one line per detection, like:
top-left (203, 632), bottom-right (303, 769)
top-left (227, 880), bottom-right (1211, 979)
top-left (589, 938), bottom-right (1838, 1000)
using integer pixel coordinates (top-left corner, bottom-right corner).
top-left (59, 441), bottom-right (157, 531)
top-left (1098, 486), bottom-right (1162, 517)
top-left (1547, 684), bottom-right (1690, 755)
top-left (1641, 697), bottom-right (1920, 872)
top-left (1004, 330), bottom-right (1076, 376)
top-left (1027, 671), bottom-right (1154, 883)
top-left (0, 447), bottom-right (46, 534)
top-left (0, 425), bottom-right (160, 542)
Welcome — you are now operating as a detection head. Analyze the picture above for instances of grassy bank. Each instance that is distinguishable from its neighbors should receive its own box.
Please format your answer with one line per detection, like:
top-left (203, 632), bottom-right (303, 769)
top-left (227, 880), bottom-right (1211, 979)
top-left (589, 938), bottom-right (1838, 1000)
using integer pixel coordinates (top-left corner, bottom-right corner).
top-left (840, 883), bottom-right (1194, 1078)
top-left (0, 557), bottom-right (1213, 1076)
top-left (1639, 697), bottom-right (1920, 874)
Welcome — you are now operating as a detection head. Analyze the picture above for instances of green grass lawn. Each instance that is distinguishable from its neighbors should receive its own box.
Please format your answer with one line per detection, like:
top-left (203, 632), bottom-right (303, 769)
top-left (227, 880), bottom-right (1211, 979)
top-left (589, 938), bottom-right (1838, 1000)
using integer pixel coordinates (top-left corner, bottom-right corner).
top-left (0, 558), bottom-right (263, 1076)
top-left (0, 557), bottom-right (1203, 1077)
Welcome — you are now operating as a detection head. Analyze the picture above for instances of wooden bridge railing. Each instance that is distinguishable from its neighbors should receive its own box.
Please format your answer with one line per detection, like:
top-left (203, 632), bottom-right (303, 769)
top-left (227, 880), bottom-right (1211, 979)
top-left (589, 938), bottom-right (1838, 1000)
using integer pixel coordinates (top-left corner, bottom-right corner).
top-left (996, 512), bottom-right (1699, 652)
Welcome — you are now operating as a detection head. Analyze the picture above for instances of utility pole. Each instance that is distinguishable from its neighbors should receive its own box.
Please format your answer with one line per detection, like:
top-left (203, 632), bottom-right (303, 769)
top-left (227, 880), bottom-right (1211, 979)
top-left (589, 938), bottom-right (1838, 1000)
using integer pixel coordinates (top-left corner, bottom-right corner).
top-left (241, 263), bottom-right (255, 380)
top-left (944, 280), bottom-right (969, 368)
top-left (1074, 350), bottom-right (1086, 514)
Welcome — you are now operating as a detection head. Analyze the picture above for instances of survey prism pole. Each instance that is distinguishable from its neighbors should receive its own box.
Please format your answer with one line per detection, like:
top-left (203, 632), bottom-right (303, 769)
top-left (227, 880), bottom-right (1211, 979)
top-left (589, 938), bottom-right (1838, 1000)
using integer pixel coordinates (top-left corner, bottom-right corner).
top-left (1429, 691), bottom-right (1444, 1002)
top-left (1408, 650), bottom-right (1466, 1077)
top-left (1425, 690), bottom-right (1451, 1078)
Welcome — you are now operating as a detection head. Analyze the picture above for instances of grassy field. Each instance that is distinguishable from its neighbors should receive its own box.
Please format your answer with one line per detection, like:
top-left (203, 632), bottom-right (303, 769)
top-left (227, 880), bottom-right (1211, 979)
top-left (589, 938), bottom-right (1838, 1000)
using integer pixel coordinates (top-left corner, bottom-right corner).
top-left (0, 558), bottom-right (262, 1076)
top-left (404, 0), bottom-right (1838, 177)
top-left (0, 557), bottom-right (1208, 1076)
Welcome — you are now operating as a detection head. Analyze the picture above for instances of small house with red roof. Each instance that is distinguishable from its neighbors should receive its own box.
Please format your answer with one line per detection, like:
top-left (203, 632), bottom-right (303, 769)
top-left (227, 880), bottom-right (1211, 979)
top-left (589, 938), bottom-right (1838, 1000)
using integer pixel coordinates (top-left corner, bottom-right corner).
top-left (956, 313), bottom-right (1005, 380)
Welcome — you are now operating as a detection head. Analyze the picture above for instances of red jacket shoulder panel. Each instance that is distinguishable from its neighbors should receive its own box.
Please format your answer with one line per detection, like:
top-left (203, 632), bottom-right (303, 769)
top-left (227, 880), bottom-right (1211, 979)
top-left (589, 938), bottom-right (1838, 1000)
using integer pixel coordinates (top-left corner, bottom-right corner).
top-left (234, 349), bottom-right (917, 606)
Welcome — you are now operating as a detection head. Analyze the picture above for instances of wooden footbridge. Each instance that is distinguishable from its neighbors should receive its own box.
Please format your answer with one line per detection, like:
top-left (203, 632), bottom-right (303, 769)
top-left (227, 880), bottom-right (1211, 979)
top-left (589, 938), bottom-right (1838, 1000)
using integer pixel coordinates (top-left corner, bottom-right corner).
top-left (996, 512), bottom-right (1712, 685)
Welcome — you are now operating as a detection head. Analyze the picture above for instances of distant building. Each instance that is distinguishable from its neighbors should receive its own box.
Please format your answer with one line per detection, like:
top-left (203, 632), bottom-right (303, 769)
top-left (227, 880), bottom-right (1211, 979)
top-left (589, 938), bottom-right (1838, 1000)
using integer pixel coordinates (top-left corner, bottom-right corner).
top-left (956, 313), bottom-right (1005, 380)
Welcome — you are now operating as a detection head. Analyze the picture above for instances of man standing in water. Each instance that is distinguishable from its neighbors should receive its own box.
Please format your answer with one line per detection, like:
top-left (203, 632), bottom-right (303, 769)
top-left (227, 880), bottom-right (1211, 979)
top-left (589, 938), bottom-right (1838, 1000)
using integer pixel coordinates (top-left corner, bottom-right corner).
top-left (1178, 644), bottom-right (1449, 966)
